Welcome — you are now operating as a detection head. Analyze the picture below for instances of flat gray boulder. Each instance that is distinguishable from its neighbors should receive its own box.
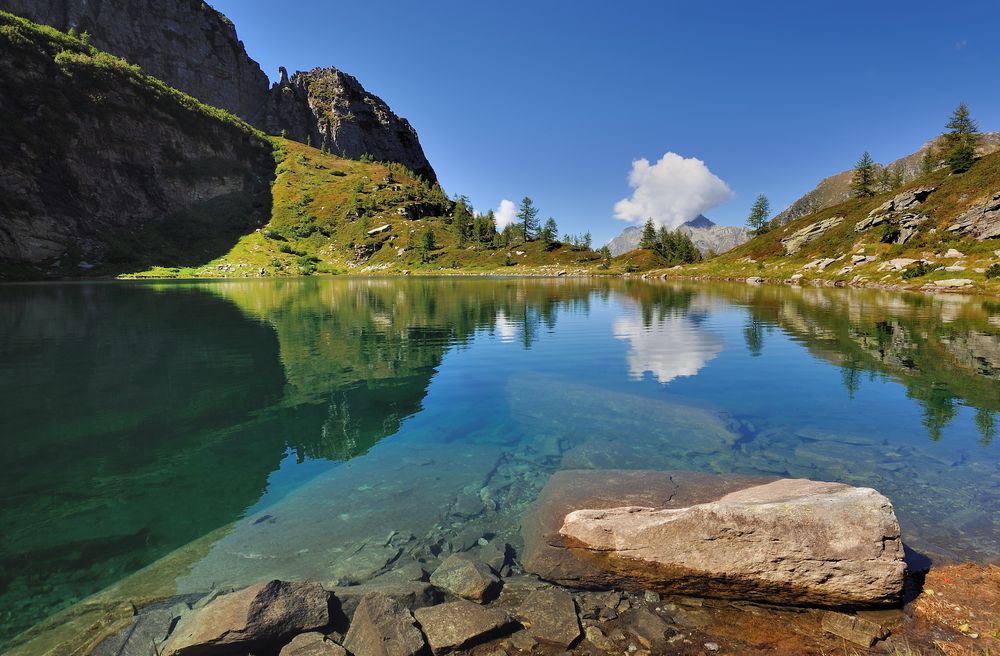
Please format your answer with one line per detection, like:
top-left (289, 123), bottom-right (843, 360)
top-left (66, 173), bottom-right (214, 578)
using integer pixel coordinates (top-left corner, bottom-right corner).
top-left (413, 600), bottom-right (515, 654)
top-left (558, 478), bottom-right (905, 606)
top-left (162, 580), bottom-right (330, 655)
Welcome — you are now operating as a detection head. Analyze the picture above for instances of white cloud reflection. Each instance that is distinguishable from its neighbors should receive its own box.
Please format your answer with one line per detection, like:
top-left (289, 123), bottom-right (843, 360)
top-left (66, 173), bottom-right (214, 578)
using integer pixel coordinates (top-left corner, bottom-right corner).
top-left (613, 311), bottom-right (723, 384)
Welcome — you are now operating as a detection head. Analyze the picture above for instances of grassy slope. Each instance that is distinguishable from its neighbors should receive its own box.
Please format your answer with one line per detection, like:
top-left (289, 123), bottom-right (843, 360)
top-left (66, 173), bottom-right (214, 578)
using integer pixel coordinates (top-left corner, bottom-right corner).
top-left (131, 139), bottom-right (610, 277)
top-left (665, 150), bottom-right (1000, 295)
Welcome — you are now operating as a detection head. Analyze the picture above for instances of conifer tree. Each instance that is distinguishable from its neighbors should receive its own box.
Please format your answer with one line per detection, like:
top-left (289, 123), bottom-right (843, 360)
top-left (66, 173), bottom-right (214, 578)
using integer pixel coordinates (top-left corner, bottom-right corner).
top-left (581, 232), bottom-right (592, 249)
top-left (517, 197), bottom-right (539, 242)
top-left (920, 147), bottom-right (937, 176)
top-left (746, 194), bottom-right (771, 234)
top-left (540, 218), bottom-right (558, 243)
top-left (945, 102), bottom-right (979, 174)
top-left (639, 218), bottom-right (657, 249)
top-left (851, 151), bottom-right (877, 198)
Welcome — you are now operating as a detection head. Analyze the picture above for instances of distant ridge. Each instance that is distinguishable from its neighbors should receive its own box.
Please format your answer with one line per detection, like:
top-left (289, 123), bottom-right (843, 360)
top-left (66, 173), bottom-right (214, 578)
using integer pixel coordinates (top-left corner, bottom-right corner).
top-left (606, 215), bottom-right (750, 257)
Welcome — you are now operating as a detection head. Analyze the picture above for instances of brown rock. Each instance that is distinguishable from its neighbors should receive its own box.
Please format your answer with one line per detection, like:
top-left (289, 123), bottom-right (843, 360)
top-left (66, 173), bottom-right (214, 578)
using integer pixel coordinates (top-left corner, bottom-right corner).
top-left (163, 580), bottom-right (330, 656)
top-left (280, 632), bottom-right (347, 656)
top-left (514, 588), bottom-right (580, 648)
top-left (523, 469), bottom-right (775, 590)
top-left (342, 593), bottom-right (425, 656)
top-left (558, 478), bottom-right (905, 606)
top-left (429, 553), bottom-right (501, 603)
top-left (620, 607), bottom-right (672, 652)
top-left (331, 581), bottom-right (439, 622)
top-left (820, 611), bottom-right (888, 647)
top-left (413, 600), bottom-right (516, 654)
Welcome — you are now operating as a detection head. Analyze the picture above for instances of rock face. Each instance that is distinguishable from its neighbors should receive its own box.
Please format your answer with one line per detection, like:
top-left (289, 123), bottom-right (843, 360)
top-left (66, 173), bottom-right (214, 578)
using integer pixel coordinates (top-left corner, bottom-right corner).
top-left (0, 13), bottom-right (275, 277)
top-left (162, 580), bottom-right (330, 656)
top-left (854, 186), bottom-right (935, 232)
top-left (780, 216), bottom-right (844, 254)
top-left (0, 0), bottom-right (270, 123)
top-left (557, 478), bottom-right (906, 607)
top-left (947, 191), bottom-right (1000, 240)
top-left (606, 216), bottom-right (749, 257)
top-left (265, 67), bottom-right (437, 183)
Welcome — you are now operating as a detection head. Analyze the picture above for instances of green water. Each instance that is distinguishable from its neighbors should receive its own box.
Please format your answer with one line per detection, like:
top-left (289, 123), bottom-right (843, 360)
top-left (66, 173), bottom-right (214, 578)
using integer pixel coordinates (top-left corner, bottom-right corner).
top-left (1, 278), bottom-right (999, 648)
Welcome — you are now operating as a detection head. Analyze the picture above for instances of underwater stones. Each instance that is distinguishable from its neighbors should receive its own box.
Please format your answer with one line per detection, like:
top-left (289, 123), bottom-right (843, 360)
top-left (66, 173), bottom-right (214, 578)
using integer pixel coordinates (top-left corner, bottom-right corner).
top-left (820, 611), bottom-right (889, 647)
top-left (620, 607), bottom-right (673, 652)
top-left (162, 580), bottom-right (330, 656)
top-left (558, 479), bottom-right (906, 606)
top-left (279, 632), bottom-right (348, 656)
top-left (413, 600), bottom-right (516, 654)
top-left (781, 216), bottom-right (844, 254)
top-left (514, 588), bottom-right (580, 648)
top-left (343, 592), bottom-right (425, 656)
top-left (430, 553), bottom-right (501, 603)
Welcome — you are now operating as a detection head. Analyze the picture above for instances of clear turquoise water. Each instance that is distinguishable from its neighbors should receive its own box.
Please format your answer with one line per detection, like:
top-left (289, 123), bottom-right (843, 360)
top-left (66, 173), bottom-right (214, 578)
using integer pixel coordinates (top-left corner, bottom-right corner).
top-left (1, 278), bottom-right (999, 647)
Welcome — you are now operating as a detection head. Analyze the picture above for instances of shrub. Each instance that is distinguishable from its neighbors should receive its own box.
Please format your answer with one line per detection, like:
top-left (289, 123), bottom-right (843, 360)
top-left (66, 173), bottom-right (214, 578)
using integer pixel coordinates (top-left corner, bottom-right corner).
top-left (277, 243), bottom-right (305, 256)
top-left (262, 228), bottom-right (283, 240)
top-left (902, 262), bottom-right (930, 279)
top-left (291, 223), bottom-right (316, 238)
top-left (986, 263), bottom-right (1000, 279)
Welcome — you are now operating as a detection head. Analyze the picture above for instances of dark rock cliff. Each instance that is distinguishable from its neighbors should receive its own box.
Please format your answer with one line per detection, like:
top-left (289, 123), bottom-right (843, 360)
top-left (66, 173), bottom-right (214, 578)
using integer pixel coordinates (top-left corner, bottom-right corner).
top-left (266, 66), bottom-right (438, 183)
top-left (0, 13), bottom-right (275, 278)
top-left (0, 0), bottom-right (271, 123)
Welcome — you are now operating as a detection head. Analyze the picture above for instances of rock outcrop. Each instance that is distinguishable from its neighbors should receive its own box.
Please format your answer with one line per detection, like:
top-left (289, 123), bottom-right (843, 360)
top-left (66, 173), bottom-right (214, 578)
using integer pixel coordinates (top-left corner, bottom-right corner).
top-left (265, 67), bottom-right (437, 183)
top-left (854, 186), bottom-right (936, 232)
top-left (525, 471), bottom-right (906, 607)
top-left (947, 191), bottom-right (1000, 240)
top-left (780, 216), bottom-right (844, 254)
top-left (558, 478), bottom-right (905, 606)
top-left (0, 0), bottom-right (270, 123)
top-left (162, 580), bottom-right (330, 656)
top-left (0, 13), bottom-right (275, 277)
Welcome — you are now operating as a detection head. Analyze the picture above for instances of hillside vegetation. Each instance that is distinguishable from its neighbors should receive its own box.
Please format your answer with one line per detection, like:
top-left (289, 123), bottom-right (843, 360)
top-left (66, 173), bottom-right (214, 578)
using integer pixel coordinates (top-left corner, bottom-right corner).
top-left (666, 148), bottom-right (1000, 295)
top-left (132, 139), bottom-right (611, 278)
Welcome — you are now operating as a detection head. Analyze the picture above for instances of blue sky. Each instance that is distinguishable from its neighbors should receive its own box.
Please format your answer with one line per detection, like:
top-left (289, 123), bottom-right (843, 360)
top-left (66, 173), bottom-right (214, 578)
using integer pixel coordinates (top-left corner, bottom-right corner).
top-left (213, 1), bottom-right (1000, 243)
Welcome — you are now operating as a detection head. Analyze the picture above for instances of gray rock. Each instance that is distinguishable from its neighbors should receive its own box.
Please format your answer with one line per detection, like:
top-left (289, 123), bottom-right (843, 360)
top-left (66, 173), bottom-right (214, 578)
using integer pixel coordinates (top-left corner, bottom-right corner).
top-left (584, 625), bottom-right (617, 651)
top-left (515, 588), bottom-right (581, 648)
top-left (781, 216), bottom-right (844, 254)
top-left (162, 580), bottom-right (330, 656)
top-left (93, 602), bottom-right (189, 656)
top-left (620, 607), bottom-right (672, 652)
top-left (855, 186), bottom-right (936, 232)
top-left (413, 600), bottom-right (516, 655)
top-left (947, 191), bottom-right (1000, 240)
top-left (557, 478), bottom-right (906, 606)
top-left (280, 632), bottom-right (348, 656)
top-left (331, 581), bottom-right (440, 622)
top-left (342, 593), bottom-right (425, 656)
top-left (430, 553), bottom-right (501, 603)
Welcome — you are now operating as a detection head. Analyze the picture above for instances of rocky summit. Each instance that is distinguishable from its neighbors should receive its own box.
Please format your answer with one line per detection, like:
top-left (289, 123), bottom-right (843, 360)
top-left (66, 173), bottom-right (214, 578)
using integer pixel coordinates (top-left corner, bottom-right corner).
top-left (527, 470), bottom-right (906, 607)
top-left (606, 215), bottom-right (749, 257)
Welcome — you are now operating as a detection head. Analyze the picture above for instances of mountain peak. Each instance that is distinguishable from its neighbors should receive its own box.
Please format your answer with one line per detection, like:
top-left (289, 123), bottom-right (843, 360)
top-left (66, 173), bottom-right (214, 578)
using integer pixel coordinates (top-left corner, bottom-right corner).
top-left (682, 215), bottom-right (715, 229)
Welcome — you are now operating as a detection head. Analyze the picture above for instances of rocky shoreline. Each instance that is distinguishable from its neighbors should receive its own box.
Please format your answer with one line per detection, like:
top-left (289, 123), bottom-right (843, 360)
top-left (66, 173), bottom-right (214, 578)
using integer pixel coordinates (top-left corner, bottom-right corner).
top-left (75, 471), bottom-right (998, 656)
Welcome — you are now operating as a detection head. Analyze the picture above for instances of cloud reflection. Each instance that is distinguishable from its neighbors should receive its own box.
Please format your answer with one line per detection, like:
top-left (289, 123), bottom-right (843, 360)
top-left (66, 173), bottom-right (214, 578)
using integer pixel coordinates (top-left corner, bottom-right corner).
top-left (613, 311), bottom-right (723, 384)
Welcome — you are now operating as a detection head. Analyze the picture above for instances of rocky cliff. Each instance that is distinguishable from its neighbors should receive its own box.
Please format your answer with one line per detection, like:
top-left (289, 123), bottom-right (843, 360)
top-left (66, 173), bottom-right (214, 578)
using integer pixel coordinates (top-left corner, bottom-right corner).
top-left (0, 13), bottom-right (275, 278)
top-left (606, 216), bottom-right (749, 256)
top-left (0, 0), bottom-right (270, 123)
top-left (774, 132), bottom-right (1000, 225)
top-left (266, 67), bottom-right (437, 183)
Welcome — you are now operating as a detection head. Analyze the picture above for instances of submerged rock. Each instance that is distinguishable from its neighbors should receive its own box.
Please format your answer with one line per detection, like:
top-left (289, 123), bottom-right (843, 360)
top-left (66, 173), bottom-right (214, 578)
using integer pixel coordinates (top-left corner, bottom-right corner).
top-left (162, 580), bottom-right (330, 656)
top-left (429, 553), bottom-right (501, 603)
top-left (557, 478), bottom-right (905, 606)
top-left (514, 588), bottom-right (580, 648)
top-left (413, 600), bottom-right (516, 654)
top-left (342, 592), bottom-right (425, 656)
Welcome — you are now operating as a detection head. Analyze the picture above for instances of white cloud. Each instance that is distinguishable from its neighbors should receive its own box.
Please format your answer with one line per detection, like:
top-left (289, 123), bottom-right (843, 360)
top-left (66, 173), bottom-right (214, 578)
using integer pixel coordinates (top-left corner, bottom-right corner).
top-left (495, 199), bottom-right (517, 229)
top-left (613, 153), bottom-right (734, 229)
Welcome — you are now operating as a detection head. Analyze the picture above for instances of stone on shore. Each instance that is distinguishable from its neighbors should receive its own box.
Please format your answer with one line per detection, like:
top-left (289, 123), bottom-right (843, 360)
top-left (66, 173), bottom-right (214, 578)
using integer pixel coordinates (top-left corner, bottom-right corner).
top-left (557, 478), bottom-right (905, 606)
top-left (514, 588), bottom-right (580, 648)
top-left (342, 593), bottom-right (425, 656)
top-left (413, 600), bottom-right (516, 654)
top-left (280, 632), bottom-right (348, 656)
top-left (429, 553), bottom-right (501, 603)
top-left (162, 580), bottom-right (330, 656)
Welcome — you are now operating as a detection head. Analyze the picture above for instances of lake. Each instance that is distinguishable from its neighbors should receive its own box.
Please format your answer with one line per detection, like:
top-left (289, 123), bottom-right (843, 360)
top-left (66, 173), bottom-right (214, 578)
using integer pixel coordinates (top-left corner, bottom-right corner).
top-left (2, 277), bottom-right (998, 649)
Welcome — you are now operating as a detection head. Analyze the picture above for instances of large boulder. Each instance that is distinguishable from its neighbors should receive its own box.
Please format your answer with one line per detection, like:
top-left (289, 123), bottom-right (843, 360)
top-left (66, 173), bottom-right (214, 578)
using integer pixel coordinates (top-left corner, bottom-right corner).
top-left (342, 592), bottom-right (425, 656)
top-left (557, 478), bottom-right (905, 607)
top-left (162, 580), bottom-right (330, 655)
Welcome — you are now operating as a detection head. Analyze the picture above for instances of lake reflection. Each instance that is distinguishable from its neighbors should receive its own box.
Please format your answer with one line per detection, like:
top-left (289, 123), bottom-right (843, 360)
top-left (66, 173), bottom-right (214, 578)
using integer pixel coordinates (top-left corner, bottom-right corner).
top-left (1, 278), bottom-right (999, 649)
